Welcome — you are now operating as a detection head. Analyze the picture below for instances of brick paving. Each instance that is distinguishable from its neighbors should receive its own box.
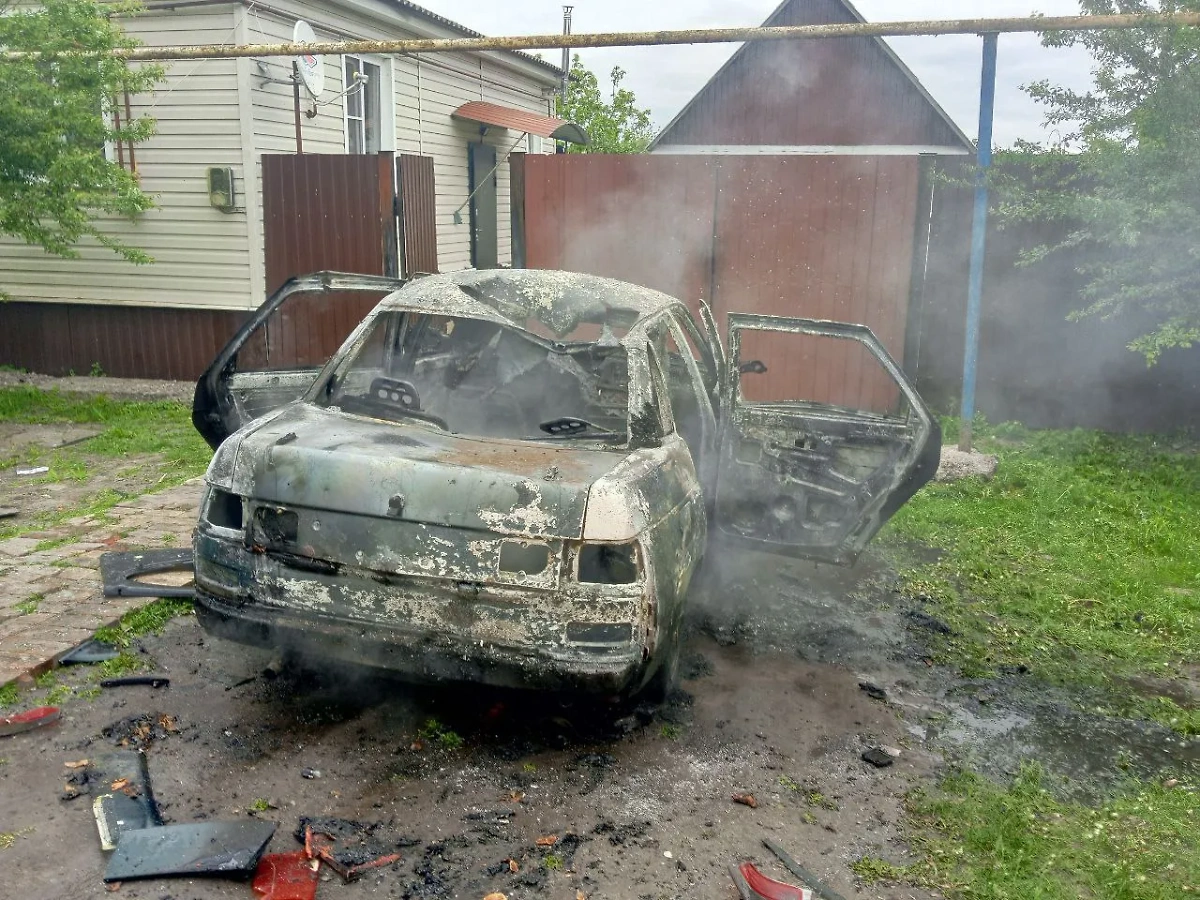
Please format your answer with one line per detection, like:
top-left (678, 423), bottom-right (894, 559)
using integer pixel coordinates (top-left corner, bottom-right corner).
top-left (0, 479), bottom-right (202, 686)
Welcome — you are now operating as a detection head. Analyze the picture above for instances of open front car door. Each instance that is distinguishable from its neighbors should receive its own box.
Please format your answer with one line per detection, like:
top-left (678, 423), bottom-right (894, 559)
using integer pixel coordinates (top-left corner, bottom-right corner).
top-left (192, 272), bottom-right (406, 449)
top-left (713, 313), bottom-right (939, 565)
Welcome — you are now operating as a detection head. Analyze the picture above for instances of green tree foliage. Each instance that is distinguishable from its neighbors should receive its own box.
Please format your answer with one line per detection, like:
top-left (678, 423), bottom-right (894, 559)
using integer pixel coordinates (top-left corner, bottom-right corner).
top-left (0, 1), bottom-right (162, 263)
top-left (995, 1), bottom-right (1200, 363)
top-left (557, 55), bottom-right (656, 153)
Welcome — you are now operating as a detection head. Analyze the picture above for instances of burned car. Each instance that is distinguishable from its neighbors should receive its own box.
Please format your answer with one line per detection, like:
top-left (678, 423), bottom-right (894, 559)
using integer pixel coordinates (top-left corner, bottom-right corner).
top-left (191, 270), bottom-right (938, 698)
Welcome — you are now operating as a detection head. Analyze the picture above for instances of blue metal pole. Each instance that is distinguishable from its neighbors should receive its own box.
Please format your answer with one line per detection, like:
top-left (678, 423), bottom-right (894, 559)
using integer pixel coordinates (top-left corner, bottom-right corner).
top-left (959, 32), bottom-right (998, 452)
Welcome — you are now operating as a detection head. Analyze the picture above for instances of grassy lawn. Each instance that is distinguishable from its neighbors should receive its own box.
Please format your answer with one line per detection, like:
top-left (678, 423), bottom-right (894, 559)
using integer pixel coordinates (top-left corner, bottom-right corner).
top-left (872, 420), bottom-right (1199, 899)
top-left (0, 386), bottom-right (211, 538)
top-left (857, 764), bottom-right (1197, 899)
top-left (884, 421), bottom-right (1200, 733)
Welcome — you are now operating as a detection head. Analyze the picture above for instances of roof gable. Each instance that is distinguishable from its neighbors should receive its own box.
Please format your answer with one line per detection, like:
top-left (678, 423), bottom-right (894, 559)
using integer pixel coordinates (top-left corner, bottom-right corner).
top-left (651, 0), bottom-right (971, 152)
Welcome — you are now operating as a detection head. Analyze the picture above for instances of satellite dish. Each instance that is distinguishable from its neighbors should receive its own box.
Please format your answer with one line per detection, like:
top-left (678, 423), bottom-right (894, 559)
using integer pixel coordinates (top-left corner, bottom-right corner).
top-left (292, 20), bottom-right (325, 98)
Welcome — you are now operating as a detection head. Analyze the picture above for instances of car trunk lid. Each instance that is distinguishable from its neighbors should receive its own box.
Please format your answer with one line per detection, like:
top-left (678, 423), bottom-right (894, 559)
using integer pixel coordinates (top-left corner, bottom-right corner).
top-left (228, 404), bottom-right (626, 540)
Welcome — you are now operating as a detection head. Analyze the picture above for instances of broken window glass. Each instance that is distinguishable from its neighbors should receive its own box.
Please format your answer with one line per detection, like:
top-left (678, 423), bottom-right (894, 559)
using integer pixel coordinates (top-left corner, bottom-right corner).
top-left (313, 312), bottom-right (631, 443)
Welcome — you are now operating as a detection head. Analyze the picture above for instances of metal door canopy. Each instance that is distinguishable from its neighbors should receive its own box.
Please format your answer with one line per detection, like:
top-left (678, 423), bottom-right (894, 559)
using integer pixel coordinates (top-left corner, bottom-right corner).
top-left (104, 820), bottom-right (277, 882)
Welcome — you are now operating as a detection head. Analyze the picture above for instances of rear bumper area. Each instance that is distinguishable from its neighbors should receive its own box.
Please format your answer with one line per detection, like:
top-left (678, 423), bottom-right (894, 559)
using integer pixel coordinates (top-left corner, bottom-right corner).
top-left (195, 590), bottom-right (646, 693)
top-left (192, 520), bottom-right (654, 692)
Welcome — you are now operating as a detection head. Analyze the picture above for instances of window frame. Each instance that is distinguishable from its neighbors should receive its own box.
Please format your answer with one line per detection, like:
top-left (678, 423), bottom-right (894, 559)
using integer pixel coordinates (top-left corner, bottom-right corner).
top-left (342, 54), bottom-right (393, 155)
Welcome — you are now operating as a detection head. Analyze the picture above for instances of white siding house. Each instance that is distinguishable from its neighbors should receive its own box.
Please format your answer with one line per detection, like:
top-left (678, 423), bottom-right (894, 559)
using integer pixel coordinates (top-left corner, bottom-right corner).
top-left (0, 0), bottom-right (561, 317)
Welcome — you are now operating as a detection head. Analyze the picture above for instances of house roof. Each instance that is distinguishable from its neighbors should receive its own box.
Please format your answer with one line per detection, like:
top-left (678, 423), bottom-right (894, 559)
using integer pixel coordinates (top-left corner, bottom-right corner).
top-left (139, 0), bottom-right (563, 78)
top-left (374, 1), bottom-right (564, 77)
top-left (649, 0), bottom-right (972, 153)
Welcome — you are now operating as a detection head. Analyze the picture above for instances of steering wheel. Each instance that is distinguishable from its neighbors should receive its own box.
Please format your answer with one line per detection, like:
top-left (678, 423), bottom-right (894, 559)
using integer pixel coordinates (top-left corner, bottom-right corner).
top-left (366, 377), bottom-right (449, 430)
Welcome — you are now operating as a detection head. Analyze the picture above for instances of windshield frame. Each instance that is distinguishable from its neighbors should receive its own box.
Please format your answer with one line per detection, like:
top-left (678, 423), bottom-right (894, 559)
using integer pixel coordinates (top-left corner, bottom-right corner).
top-left (302, 304), bottom-right (661, 449)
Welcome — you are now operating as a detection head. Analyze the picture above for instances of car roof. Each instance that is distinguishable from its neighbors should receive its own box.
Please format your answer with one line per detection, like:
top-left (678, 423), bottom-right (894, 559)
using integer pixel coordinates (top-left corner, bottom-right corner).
top-left (379, 270), bottom-right (682, 338)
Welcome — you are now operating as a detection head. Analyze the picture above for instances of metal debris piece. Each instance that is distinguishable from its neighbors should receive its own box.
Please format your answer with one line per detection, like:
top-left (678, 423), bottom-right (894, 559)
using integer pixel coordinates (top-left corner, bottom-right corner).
top-left (730, 863), bottom-right (756, 900)
top-left (91, 751), bottom-right (163, 850)
top-left (762, 838), bottom-right (850, 900)
top-left (861, 747), bottom-right (894, 768)
top-left (252, 851), bottom-right (319, 900)
top-left (0, 705), bottom-right (61, 737)
top-left (738, 861), bottom-right (813, 900)
top-left (59, 638), bottom-right (120, 665)
top-left (100, 548), bottom-right (195, 599)
top-left (857, 681), bottom-right (887, 702)
top-left (298, 818), bottom-right (404, 882)
top-left (731, 792), bottom-right (758, 808)
top-left (100, 676), bottom-right (170, 689)
top-left (104, 820), bottom-right (276, 882)
top-left (15, 466), bottom-right (49, 476)
top-left (0, 507), bottom-right (18, 519)
top-left (300, 767), bottom-right (321, 779)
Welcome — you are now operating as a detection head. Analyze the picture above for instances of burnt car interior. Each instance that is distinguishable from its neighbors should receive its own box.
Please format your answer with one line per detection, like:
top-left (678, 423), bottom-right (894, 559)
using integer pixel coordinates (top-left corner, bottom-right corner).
top-left (712, 315), bottom-right (938, 562)
top-left (312, 311), bottom-right (633, 443)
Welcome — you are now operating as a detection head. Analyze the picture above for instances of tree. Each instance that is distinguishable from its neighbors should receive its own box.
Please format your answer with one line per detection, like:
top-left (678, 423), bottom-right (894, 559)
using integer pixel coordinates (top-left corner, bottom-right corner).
top-left (557, 55), bottom-right (656, 153)
top-left (0, 0), bottom-right (162, 264)
top-left (995, 0), bottom-right (1200, 363)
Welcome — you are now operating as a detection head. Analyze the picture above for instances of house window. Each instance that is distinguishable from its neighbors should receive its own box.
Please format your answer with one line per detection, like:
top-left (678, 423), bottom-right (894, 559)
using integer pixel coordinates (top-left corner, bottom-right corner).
top-left (344, 56), bottom-right (382, 154)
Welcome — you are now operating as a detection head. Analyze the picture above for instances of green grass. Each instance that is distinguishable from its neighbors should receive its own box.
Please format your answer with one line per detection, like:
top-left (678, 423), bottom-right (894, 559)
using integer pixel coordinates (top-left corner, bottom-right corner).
top-left (0, 682), bottom-right (19, 709)
top-left (859, 764), bottom-right (1198, 900)
top-left (0, 387), bottom-right (210, 539)
top-left (95, 651), bottom-right (146, 679)
top-left (33, 536), bottom-right (76, 553)
top-left (93, 599), bottom-right (194, 649)
top-left (14, 593), bottom-right (43, 615)
top-left (417, 717), bottom-right (464, 750)
top-left (885, 422), bottom-right (1200, 732)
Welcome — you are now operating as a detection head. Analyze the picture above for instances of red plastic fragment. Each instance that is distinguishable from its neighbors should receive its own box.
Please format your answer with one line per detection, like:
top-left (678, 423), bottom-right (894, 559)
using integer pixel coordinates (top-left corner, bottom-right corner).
top-left (739, 862), bottom-right (814, 900)
top-left (252, 852), bottom-right (319, 900)
top-left (0, 706), bottom-right (61, 737)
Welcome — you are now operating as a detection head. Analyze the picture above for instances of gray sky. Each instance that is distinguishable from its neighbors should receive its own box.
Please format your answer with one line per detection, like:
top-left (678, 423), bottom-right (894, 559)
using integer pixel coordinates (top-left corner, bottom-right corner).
top-left (420, 1), bottom-right (1094, 146)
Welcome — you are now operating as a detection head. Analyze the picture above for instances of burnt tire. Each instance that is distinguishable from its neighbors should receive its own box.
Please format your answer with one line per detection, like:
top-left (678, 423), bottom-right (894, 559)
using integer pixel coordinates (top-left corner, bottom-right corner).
top-left (633, 631), bottom-right (681, 706)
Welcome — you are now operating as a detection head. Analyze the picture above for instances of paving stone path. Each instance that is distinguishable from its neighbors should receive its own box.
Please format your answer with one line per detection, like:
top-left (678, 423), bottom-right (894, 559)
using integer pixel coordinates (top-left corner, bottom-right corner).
top-left (0, 479), bottom-right (202, 686)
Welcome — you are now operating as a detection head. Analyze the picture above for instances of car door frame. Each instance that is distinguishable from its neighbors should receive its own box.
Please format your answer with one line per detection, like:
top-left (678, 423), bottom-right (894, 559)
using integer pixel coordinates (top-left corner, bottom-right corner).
top-left (705, 312), bottom-right (939, 564)
top-left (192, 271), bottom-right (408, 449)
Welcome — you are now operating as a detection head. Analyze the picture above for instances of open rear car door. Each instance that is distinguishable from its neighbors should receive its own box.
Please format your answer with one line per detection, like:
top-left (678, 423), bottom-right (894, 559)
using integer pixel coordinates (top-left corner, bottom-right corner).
top-left (192, 272), bottom-right (406, 449)
top-left (712, 313), bottom-right (940, 565)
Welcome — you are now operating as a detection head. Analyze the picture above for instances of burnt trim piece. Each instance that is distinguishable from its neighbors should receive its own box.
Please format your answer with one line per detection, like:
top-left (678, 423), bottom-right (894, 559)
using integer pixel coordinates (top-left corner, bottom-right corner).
top-left (100, 549), bottom-right (196, 599)
top-left (103, 820), bottom-right (276, 882)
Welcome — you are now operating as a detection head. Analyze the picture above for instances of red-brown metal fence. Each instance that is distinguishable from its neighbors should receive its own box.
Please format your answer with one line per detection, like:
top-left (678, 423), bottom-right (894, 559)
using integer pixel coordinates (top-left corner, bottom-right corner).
top-left (522, 153), bottom-right (920, 410)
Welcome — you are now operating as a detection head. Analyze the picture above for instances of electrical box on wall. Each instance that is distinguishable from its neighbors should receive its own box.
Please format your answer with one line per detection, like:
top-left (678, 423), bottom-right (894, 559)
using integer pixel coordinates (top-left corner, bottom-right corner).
top-left (207, 167), bottom-right (236, 212)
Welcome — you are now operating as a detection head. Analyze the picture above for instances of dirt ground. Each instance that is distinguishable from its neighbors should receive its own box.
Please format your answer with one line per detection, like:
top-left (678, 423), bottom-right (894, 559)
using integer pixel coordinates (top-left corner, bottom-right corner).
top-left (0, 371), bottom-right (192, 404)
top-left (3, 545), bottom-right (1196, 900)
top-left (0, 422), bottom-right (169, 522)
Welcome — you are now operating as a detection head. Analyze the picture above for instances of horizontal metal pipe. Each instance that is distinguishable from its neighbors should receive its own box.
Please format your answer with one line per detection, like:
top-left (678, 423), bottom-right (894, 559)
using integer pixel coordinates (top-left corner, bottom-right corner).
top-left (6, 12), bottom-right (1200, 61)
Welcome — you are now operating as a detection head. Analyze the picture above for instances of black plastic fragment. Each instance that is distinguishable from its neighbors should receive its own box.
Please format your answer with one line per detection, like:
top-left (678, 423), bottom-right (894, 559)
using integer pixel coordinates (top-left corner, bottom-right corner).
top-left (91, 751), bottom-right (163, 851)
top-left (104, 820), bottom-right (276, 882)
top-left (100, 676), bottom-right (170, 689)
top-left (59, 637), bottom-right (120, 665)
top-left (861, 747), bottom-right (895, 768)
top-left (857, 681), bottom-right (887, 702)
top-left (100, 548), bottom-right (195, 599)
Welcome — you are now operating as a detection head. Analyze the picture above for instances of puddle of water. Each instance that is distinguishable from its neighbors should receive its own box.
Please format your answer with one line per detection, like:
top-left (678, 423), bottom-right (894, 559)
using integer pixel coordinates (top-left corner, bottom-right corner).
top-left (932, 699), bottom-right (1200, 799)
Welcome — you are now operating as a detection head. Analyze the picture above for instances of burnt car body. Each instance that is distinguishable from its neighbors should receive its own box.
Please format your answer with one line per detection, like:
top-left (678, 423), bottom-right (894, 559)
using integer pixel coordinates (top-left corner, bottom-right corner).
top-left (191, 270), bottom-right (939, 697)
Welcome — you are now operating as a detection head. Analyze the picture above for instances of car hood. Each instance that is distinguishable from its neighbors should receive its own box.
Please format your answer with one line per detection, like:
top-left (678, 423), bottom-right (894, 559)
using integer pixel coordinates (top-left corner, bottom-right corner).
top-left (209, 403), bottom-right (630, 539)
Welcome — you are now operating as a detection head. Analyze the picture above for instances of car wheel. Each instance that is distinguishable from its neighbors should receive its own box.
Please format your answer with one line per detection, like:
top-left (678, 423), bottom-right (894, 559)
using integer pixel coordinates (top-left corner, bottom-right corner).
top-left (635, 630), bottom-right (681, 706)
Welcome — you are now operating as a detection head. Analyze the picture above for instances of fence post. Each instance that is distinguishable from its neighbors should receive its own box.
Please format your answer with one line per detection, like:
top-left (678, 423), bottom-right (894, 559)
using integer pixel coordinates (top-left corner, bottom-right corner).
top-left (959, 32), bottom-right (998, 452)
